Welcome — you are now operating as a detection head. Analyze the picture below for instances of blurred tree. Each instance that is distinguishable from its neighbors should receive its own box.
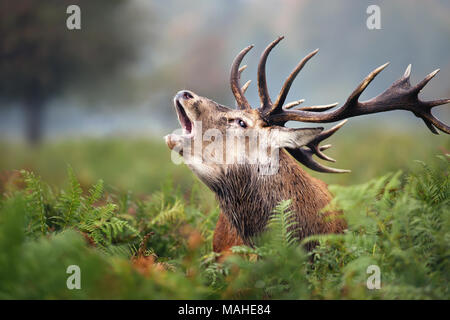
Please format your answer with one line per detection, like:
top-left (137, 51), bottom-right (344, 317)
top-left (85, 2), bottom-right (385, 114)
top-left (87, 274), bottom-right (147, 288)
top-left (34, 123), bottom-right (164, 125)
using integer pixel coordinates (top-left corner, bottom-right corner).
top-left (0, 0), bottom-right (143, 144)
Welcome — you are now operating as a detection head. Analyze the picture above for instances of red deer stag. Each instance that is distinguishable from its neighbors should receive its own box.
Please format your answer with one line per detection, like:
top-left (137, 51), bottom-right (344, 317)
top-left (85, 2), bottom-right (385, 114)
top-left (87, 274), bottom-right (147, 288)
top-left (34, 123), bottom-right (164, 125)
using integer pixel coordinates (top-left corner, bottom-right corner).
top-left (165, 36), bottom-right (449, 253)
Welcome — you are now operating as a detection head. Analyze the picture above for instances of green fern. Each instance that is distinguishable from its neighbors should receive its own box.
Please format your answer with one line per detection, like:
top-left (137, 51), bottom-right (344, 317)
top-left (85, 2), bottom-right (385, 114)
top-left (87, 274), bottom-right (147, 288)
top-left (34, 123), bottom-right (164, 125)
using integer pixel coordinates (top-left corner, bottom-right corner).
top-left (150, 192), bottom-right (186, 225)
top-left (230, 199), bottom-right (298, 258)
top-left (20, 170), bottom-right (47, 235)
top-left (267, 199), bottom-right (298, 247)
top-left (3, 155), bottom-right (448, 299)
top-left (55, 166), bottom-right (82, 228)
top-left (78, 203), bottom-right (140, 247)
top-left (85, 179), bottom-right (104, 209)
top-left (410, 155), bottom-right (449, 205)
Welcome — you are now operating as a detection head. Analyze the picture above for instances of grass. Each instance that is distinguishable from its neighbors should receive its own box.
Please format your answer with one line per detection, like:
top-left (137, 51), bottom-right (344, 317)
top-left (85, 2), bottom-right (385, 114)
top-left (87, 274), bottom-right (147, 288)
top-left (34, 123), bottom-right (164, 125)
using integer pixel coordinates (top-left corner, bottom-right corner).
top-left (0, 126), bottom-right (448, 299)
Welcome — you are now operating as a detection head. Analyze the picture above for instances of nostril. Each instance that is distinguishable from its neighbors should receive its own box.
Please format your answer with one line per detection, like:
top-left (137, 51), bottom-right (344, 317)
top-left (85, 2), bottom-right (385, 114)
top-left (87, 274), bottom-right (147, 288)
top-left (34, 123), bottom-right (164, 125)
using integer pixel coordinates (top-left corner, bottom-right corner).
top-left (182, 91), bottom-right (194, 100)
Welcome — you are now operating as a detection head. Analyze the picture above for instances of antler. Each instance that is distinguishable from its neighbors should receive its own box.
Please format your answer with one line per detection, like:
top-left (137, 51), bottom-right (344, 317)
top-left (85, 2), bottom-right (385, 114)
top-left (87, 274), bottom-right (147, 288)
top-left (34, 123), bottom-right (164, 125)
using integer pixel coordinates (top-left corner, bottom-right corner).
top-left (229, 37), bottom-right (450, 173)
top-left (230, 45), bottom-right (254, 110)
top-left (258, 36), bottom-right (284, 109)
top-left (266, 62), bottom-right (450, 134)
top-left (285, 120), bottom-right (350, 173)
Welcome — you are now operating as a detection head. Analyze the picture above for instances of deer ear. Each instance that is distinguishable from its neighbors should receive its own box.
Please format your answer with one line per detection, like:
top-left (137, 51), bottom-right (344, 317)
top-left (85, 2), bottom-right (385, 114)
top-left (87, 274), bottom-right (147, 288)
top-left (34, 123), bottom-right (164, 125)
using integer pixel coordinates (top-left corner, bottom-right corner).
top-left (272, 126), bottom-right (323, 149)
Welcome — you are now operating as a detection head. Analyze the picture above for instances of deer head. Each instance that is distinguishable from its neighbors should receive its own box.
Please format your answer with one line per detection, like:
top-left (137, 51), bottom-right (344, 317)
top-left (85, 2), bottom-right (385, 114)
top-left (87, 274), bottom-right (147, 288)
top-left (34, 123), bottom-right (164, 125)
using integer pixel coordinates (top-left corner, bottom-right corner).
top-left (165, 36), bottom-right (449, 246)
top-left (166, 36), bottom-right (449, 177)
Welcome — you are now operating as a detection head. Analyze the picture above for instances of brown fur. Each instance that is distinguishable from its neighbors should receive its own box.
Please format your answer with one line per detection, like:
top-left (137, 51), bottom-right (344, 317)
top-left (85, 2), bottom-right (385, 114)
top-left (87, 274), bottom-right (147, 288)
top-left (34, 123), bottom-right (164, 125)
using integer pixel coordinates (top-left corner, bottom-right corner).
top-left (213, 212), bottom-right (243, 253)
top-left (166, 90), bottom-right (346, 254)
top-left (210, 150), bottom-right (346, 251)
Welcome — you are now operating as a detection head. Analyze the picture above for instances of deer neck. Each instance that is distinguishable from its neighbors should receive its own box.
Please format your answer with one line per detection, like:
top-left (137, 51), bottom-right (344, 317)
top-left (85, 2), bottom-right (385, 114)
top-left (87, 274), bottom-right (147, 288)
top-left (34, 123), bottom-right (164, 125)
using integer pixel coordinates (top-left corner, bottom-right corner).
top-left (208, 150), bottom-right (333, 244)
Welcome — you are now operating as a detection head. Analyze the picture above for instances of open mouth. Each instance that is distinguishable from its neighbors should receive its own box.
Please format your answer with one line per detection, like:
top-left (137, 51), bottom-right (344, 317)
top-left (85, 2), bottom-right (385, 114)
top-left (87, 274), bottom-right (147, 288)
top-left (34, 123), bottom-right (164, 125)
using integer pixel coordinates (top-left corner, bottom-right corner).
top-left (175, 99), bottom-right (193, 135)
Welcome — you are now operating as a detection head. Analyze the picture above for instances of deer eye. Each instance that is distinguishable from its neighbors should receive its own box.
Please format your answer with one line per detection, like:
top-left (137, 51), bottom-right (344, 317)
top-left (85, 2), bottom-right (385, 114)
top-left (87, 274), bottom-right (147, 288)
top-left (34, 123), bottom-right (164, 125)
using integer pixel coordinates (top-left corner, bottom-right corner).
top-left (236, 119), bottom-right (247, 128)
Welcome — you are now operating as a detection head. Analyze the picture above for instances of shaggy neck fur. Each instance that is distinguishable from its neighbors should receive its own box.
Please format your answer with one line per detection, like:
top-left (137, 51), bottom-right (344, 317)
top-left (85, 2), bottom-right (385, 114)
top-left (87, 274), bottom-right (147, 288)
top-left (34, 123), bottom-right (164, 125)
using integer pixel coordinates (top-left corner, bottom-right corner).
top-left (206, 150), bottom-right (345, 245)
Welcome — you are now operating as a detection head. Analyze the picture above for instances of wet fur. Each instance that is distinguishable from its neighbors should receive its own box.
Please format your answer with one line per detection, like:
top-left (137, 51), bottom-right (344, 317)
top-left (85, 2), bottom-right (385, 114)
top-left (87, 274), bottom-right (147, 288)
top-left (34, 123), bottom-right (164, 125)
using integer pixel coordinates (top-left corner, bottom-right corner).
top-left (210, 150), bottom-right (346, 252)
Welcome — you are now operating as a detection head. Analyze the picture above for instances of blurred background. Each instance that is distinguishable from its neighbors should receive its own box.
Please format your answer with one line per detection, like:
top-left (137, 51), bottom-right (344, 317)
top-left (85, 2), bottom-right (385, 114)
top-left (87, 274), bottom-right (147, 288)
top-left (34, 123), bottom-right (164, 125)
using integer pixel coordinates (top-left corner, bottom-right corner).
top-left (0, 0), bottom-right (449, 196)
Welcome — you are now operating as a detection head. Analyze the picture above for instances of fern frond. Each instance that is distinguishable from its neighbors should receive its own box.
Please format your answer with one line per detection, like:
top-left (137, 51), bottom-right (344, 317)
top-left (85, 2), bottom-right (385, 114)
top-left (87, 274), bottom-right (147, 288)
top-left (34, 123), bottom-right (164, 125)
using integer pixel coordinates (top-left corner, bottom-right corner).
top-left (151, 198), bottom-right (185, 225)
top-left (55, 166), bottom-right (82, 228)
top-left (20, 170), bottom-right (47, 235)
top-left (267, 199), bottom-right (298, 247)
top-left (86, 179), bottom-right (104, 208)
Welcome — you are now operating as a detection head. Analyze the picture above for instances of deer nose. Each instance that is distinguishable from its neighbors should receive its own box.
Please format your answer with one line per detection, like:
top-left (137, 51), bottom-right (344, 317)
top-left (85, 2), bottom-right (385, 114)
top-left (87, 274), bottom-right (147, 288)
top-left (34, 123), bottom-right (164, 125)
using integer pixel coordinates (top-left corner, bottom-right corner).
top-left (176, 90), bottom-right (194, 101)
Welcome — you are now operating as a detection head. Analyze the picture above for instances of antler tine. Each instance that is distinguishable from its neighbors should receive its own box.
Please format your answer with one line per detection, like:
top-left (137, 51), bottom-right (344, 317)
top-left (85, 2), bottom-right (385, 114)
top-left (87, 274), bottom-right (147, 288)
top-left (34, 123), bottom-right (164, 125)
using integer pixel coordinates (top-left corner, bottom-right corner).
top-left (265, 48), bottom-right (319, 116)
top-left (284, 101), bottom-right (339, 112)
top-left (403, 64), bottom-right (412, 82)
top-left (286, 147), bottom-right (351, 174)
top-left (344, 62), bottom-right (390, 109)
top-left (258, 36), bottom-right (284, 110)
top-left (285, 120), bottom-right (349, 173)
top-left (419, 104), bottom-right (450, 134)
top-left (410, 68), bottom-right (450, 133)
top-left (230, 45), bottom-right (254, 110)
top-left (234, 80), bottom-right (252, 108)
top-left (306, 120), bottom-right (348, 162)
top-left (413, 68), bottom-right (440, 94)
top-left (241, 80), bottom-right (251, 94)
top-left (296, 102), bottom-right (338, 112)
top-left (238, 65), bottom-right (247, 77)
top-left (320, 144), bottom-right (332, 151)
top-left (238, 65), bottom-right (251, 95)
top-left (284, 99), bottom-right (305, 109)
top-left (267, 63), bottom-right (450, 135)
